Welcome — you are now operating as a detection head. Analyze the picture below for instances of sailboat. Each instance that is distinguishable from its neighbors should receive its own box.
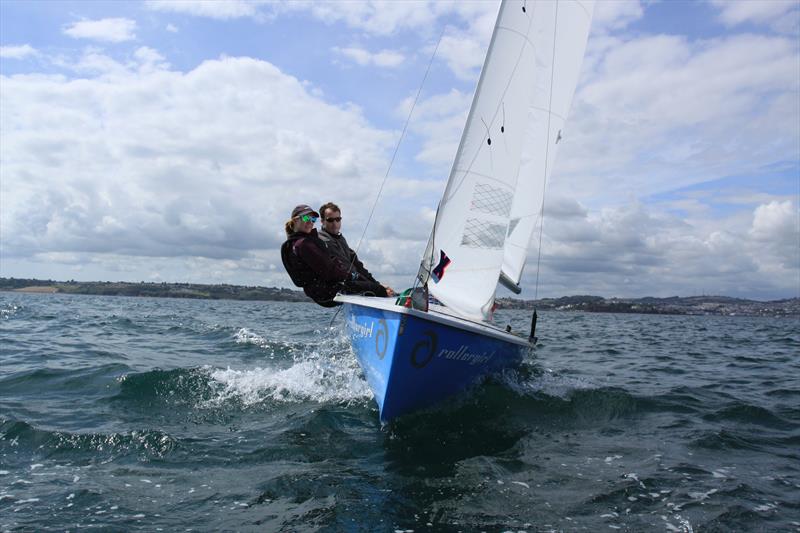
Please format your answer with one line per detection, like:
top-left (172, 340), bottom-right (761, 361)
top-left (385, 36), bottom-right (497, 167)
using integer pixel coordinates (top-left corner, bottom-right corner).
top-left (336, 0), bottom-right (595, 423)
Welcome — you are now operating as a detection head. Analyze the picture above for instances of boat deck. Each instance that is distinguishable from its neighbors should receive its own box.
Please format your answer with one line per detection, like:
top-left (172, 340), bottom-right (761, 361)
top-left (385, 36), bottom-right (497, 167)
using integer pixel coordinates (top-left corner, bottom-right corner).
top-left (334, 294), bottom-right (531, 346)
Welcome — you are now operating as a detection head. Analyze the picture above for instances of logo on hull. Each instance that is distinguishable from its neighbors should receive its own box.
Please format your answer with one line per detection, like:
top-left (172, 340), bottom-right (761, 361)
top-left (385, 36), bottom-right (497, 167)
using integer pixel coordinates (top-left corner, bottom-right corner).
top-left (437, 345), bottom-right (495, 366)
top-left (347, 315), bottom-right (374, 338)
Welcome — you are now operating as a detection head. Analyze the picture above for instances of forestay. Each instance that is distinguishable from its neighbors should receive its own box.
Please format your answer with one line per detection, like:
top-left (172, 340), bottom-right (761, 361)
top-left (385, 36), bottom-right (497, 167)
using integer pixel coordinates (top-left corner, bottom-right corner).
top-left (419, 0), bottom-right (594, 321)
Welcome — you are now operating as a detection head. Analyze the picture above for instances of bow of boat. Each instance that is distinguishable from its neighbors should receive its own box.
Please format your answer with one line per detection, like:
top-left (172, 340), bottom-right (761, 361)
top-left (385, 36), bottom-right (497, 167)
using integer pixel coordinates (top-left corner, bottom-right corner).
top-left (335, 294), bottom-right (531, 422)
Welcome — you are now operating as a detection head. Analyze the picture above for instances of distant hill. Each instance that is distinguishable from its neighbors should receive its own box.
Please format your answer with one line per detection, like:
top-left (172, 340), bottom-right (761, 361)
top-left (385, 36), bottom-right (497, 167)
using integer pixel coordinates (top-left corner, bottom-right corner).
top-left (0, 277), bottom-right (307, 302)
top-left (2, 277), bottom-right (797, 316)
top-left (495, 294), bottom-right (799, 317)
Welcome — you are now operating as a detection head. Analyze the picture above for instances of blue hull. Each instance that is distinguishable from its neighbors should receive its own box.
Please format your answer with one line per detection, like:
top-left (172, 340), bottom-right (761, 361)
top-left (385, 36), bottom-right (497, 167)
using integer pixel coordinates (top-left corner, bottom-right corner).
top-left (337, 296), bottom-right (531, 422)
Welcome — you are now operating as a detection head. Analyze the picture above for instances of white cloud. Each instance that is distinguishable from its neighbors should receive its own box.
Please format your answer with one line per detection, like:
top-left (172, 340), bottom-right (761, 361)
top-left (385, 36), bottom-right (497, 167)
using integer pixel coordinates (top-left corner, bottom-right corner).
top-left (364, 49), bottom-right (405, 68)
top-left (0, 44), bottom-right (38, 59)
top-left (429, 3), bottom-right (498, 80)
top-left (396, 6), bottom-right (799, 277)
top-left (166, 23), bottom-right (179, 33)
top-left (751, 200), bottom-right (797, 238)
top-left (591, 0), bottom-right (644, 33)
top-left (333, 46), bottom-right (405, 68)
top-left (144, 1), bottom-right (497, 81)
top-left (749, 200), bottom-right (799, 270)
top-left (145, 0), bottom-right (263, 20)
top-left (400, 88), bottom-right (472, 169)
top-left (133, 46), bottom-right (169, 72)
top-left (283, 1), bottom-right (499, 79)
top-left (300, 1), bottom-right (442, 36)
top-left (711, 0), bottom-right (800, 34)
top-left (143, 0), bottom-right (497, 38)
top-left (63, 18), bottom-right (138, 43)
top-left (436, 30), bottom-right (487, 81)
top-left (2, 0), bottom-right (797, 299)
top-left (547, 31), bottom-right (800, 207)
top-left (525, 198), bottom-right (799, 300)
top-left (0, 53), bottom-right (422, 283)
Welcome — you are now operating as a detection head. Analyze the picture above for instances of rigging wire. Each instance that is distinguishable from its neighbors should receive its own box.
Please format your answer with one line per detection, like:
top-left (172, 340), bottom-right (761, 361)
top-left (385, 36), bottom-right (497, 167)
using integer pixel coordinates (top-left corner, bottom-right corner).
top-left (533, 0), bottom-right (560, 302)
top-left (329, 28), bottom-right (444, 330)
top-left (350, 28), bottom-right (446, 263)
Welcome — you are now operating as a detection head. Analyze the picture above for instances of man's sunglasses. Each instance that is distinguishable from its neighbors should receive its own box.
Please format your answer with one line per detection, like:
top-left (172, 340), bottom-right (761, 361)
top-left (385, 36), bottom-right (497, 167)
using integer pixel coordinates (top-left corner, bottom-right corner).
top-left (299, 214), bottom-right (318, 223)
top-left (325, 217), bottom-right (342, 222)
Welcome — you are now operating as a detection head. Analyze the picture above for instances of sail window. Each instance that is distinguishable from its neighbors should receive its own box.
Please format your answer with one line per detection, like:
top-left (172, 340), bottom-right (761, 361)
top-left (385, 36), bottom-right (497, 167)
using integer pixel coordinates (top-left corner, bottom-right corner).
top-left (469, 182), bottom-right (513, 217)
top-left (462, 218), bottom-right (507, 249)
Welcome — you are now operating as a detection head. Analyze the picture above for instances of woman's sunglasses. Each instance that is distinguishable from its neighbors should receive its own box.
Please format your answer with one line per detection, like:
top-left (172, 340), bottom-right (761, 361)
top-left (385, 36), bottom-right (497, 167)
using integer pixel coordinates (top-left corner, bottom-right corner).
top-left (299, 214), bottom-right (318, 223)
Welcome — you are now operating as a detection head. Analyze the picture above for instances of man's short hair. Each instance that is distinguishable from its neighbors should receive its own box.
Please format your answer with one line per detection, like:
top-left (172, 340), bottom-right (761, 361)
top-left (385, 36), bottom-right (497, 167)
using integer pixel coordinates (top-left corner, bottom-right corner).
top-left (319, 202), bottom-right (340, 218)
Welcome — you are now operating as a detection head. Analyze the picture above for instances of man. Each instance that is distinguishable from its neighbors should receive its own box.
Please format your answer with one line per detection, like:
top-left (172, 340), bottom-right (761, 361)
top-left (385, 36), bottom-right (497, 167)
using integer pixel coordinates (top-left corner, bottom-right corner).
top-left (281, 204), bottom-right (391, 307)
top-left (318, 202), bottom-right (395, 297)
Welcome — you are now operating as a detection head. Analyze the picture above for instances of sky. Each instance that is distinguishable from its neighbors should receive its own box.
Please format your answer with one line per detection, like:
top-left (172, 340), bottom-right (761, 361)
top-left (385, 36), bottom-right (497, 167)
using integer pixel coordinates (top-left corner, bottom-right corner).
top-left (1, 0), bottom-right (798, 301)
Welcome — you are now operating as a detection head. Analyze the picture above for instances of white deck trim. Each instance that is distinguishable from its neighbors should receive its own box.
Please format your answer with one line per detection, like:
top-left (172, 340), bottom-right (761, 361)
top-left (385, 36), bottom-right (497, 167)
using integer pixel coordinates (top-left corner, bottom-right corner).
top-left (334, 294), bottom-right (531, 347)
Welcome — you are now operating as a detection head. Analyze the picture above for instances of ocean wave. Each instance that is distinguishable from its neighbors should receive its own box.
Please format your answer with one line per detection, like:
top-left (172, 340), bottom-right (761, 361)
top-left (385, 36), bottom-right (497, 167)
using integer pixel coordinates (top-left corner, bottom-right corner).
top-left (703, 403), bottom-right (799, 430)
top-left (0, 418), bottom-right (177, 460)
top-left (492, 367), bottom-right (647, 423)
top-left (4, 296), bottom-right (800, 532)
top-left (112, 367), bottom-right (218, 408)
top-left (696, 504), bottom-right (776, 531)
top-left (496, 366), bottom-right (595, 399)
top-left (690, 428), bottom-right (767, 452)
top-left (0, 364), bottom-right (130, 394)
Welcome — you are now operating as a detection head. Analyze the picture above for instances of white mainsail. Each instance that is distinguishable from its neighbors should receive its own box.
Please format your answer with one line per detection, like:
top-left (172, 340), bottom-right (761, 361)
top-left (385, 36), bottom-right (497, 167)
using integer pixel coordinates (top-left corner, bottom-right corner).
top-left (420, 0), bottom-right (594, 321)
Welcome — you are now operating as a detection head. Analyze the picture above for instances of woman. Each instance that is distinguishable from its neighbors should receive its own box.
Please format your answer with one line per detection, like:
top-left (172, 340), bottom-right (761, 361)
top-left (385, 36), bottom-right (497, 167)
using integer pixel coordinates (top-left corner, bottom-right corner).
top-left (281, 204), bottom-right (388, 307)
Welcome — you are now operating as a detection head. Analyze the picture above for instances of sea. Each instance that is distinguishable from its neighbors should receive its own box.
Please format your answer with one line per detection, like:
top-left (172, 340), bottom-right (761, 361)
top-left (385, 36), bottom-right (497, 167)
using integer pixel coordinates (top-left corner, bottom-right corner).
top-left (1, 292), bottom-right (798, 532)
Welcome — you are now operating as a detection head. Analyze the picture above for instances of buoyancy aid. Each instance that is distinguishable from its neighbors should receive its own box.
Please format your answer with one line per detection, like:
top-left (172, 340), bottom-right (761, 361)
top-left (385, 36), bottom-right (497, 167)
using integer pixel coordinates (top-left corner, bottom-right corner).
top-left (318, 228), bottom-right (378, 283)
top-left (281, 229), bottom-right (351, 306)
top-left (281, 229), bottom-right (388, 306)
top-left (281, 234), bottom-right (310, 287)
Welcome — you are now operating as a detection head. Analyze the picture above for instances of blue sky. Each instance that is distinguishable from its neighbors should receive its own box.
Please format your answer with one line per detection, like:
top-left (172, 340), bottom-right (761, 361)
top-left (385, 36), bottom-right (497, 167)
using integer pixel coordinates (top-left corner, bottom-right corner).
top-left (1, 0), bottom-right (798, 300)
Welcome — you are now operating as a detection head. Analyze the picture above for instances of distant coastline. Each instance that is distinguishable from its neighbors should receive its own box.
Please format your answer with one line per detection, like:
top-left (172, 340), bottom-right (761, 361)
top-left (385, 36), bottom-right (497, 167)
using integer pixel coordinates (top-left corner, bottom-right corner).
top-left (0, 277), bottom-right (307, 303)
top-left (1, 277), bottom-right (797, 317)
top-left (495, 294), bottom-right (799, 317)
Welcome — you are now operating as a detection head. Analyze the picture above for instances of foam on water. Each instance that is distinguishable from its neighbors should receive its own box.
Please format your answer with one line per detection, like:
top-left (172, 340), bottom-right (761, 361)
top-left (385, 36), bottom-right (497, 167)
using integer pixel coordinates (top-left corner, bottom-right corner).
top-left (233, 327), bottom-right (268, 347)
top-left (0, 303), bottom-right (21, 320)
top-left (232, 327), bottom-right (303, 359)
top-left (205, 348), bottom-right (372, 407)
